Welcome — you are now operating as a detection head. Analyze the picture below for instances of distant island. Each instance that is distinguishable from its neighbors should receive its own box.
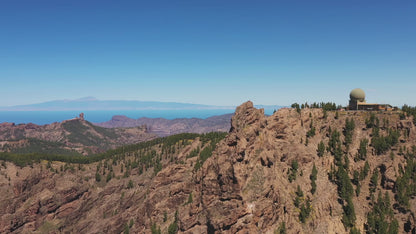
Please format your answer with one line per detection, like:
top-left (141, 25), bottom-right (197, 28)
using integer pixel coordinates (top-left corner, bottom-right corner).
top-left (0, 97), bottom-right (236, 111)
top-left (0, 97), bottom-right (284, 112)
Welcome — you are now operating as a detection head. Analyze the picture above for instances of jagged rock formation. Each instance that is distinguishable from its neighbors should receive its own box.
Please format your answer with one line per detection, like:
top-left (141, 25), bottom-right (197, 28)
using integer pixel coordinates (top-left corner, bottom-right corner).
top-left (0, 101), bottom-right (416, 233)
top-left (94, 113), bottom-right (233, 136)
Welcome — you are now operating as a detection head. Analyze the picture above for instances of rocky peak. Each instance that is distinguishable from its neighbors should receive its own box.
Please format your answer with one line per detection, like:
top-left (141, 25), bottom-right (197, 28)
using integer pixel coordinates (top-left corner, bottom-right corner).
top-left (111, 115), bottom-right (131, 122)
top-left (227, 101), bottom-right (266, 159)
top-left (230, 101), bottom-right (265, 133)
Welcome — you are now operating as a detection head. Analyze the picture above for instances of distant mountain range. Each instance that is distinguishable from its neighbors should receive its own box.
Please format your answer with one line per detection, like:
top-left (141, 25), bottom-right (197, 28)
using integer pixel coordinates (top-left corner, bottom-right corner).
top-left (0, 97), bottom-right (284, 112)
top-left (95, 113), bottom-right (234, 136)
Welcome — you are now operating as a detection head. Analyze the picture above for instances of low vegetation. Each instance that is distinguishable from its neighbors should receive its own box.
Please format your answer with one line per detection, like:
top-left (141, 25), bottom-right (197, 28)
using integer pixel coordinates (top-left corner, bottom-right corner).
top-left (9, 138), bottom-right (82, 156)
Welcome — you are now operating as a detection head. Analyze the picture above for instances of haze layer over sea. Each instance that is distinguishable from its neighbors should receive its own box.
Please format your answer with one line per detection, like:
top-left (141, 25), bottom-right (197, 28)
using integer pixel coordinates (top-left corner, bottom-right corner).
top-left (0, 109), bottom-right (257, 125)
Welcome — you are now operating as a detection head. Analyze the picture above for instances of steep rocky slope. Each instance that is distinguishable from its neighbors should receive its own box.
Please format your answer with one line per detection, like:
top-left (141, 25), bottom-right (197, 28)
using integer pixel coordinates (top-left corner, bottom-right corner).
top-left (94, 113), bottom-right (233, 136)
top-left (0, 101), bottom-right (415, 233)
top-left (0, 118), bottom-right (155, 155)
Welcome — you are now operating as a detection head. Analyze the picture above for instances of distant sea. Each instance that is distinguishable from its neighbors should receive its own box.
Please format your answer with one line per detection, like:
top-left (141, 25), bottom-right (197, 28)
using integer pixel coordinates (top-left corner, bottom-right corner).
top-left (0, 109), bottom-right (278, 125)
top-left (0, 110), bottom-right (226, 125)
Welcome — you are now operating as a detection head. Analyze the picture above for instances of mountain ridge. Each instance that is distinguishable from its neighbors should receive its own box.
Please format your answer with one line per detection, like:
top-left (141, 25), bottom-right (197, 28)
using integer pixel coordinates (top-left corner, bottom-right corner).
top-left (94, 113), bottom-right (234, 136)
top-left (0, 118), bottom-right (155, 155)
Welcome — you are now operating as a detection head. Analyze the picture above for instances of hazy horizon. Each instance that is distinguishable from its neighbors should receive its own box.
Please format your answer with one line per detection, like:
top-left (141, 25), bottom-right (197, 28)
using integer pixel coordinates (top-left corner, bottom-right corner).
top-left (0, 98), bottom-right (283, 124)
top-left (0, 96), bottom-right (283, 110)
top-left (1, 1), bottom-right (415, 107)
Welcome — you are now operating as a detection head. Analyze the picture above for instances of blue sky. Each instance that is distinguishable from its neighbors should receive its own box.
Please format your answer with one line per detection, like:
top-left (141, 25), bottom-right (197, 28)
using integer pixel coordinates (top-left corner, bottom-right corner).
top-left (1, 0), bottom-right (415, 107)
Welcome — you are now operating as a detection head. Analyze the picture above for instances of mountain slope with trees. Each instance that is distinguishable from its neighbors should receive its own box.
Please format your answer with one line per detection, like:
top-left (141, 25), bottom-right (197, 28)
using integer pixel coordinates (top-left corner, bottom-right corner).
top-left (0, 118), bottom-right (155, 155)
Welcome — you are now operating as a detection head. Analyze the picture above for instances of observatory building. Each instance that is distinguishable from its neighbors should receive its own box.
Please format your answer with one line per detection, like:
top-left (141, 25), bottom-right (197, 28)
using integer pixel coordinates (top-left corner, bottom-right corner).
top-left (348, 88), bottom-right (392, 111)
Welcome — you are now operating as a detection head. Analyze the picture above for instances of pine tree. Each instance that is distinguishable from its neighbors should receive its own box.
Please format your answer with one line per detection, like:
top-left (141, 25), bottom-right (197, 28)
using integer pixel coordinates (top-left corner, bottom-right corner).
top-left (310, 164), bottom-right (318, 194)
top-left (357, 138), bottom-right (368, 161)
top-left (342, 197), bottom-right (356, 228)
top-left (369, 169), bottom-right (378, 194)
top-left (317, 141), bottom-right (325, 157)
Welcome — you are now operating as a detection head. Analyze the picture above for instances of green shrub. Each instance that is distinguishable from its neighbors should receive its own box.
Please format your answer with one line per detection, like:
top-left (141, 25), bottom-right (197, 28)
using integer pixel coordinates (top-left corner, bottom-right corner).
top-left (127, 180), bottom-right (134, 189)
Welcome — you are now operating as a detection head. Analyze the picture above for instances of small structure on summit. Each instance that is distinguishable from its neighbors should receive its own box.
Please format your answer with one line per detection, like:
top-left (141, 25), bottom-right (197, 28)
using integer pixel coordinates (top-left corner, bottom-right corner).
top-left (348, 88), bottom-right (392, 111)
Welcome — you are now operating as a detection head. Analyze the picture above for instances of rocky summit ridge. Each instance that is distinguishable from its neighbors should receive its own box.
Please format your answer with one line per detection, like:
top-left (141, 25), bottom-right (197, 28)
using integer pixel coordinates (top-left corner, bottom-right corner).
top-left (0, 101), bottom-right (415, 233)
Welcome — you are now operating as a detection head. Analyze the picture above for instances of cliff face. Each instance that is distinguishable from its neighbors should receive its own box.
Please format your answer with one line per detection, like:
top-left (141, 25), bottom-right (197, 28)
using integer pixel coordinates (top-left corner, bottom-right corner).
top-left (181, 102), bottom-right (344, 233)
top-left (0, 101), bottom-right (415, 233)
